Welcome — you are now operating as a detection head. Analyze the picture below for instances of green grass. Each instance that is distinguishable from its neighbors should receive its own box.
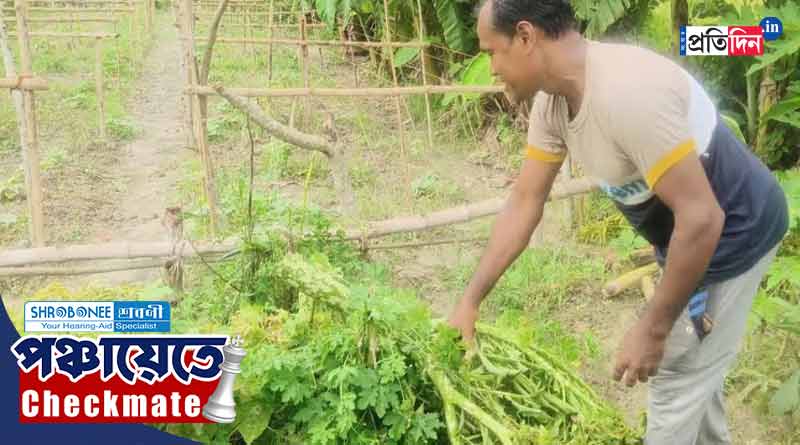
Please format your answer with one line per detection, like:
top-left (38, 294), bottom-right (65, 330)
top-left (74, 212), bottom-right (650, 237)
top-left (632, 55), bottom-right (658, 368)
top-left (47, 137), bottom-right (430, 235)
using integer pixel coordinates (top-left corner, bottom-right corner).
top-left (446, 246), bottom-right (607, 317)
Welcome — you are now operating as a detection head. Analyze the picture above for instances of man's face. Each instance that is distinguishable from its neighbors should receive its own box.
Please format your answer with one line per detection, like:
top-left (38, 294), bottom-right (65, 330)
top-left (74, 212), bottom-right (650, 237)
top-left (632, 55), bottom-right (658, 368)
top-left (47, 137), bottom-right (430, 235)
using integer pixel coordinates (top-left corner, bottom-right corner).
top-left (477, 1), bottom-right (541, 103)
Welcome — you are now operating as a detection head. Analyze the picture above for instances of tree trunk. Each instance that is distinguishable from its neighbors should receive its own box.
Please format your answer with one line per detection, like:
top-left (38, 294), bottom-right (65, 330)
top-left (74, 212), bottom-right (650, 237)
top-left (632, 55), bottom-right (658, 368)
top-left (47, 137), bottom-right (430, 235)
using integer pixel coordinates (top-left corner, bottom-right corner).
top-left (756, 64), bottom-right (778, 159)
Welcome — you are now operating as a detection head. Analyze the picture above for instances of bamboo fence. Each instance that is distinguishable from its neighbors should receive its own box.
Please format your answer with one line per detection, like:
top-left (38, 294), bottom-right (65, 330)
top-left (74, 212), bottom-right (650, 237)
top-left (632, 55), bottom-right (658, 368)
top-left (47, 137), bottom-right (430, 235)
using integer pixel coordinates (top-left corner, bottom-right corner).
top-left (0, 0), bottom-right (46, 246)
top-left (0, 0), bottom-right (151, 247)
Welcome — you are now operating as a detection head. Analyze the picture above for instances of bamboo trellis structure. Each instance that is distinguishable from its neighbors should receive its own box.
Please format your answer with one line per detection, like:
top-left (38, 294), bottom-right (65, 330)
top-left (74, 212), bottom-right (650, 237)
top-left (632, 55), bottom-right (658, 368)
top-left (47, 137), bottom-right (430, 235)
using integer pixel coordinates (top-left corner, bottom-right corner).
top-left (177, 0), bottom-right (508, 232)
top-left (0, 0), bottom-right (152, 247)
top-left (0, 0), bottom-right (46, 246)
top-left (6, 31), bottom-right (118, 138)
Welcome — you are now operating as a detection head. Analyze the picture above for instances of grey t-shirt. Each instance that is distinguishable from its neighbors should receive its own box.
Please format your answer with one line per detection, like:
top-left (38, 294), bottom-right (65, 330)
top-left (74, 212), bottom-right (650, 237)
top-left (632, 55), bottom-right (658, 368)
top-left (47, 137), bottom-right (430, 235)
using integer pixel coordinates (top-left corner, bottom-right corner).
top-left (527, 41), bottom-right (788, 284)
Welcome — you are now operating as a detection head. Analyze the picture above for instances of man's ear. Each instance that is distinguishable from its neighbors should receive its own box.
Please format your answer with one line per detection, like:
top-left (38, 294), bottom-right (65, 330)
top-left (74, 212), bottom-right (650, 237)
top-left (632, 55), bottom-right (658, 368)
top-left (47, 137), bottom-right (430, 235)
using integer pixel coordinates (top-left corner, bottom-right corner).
top-left (515, 21), bottom-right (538, 52)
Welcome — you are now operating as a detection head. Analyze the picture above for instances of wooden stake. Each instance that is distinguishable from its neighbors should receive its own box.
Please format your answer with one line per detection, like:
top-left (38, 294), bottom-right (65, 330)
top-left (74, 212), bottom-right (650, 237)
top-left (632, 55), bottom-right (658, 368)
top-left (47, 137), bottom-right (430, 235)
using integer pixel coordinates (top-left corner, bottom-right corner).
top-left (300, 14), bottom-right (310, 129)
top-left (174, 0), bottom-right (195, 149)
top-left (94, 36), bottom-right (105, 140)
top-left (416, 0), bottom-right (433, 149)
top-left (266, 0), bottom-right (273, 82)
top-left (10, 0), bottom-right (45, 246)
top-left (181, 0), bottom-right (219, 235)
top-left (382, 0), bottom-right (409, 207)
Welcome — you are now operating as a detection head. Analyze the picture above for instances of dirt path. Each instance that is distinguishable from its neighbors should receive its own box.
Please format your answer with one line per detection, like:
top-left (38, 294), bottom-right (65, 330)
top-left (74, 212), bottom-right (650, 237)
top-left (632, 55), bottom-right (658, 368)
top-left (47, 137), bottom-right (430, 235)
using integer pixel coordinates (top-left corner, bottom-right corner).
top-left (67, 16), bottom-right (189, 289)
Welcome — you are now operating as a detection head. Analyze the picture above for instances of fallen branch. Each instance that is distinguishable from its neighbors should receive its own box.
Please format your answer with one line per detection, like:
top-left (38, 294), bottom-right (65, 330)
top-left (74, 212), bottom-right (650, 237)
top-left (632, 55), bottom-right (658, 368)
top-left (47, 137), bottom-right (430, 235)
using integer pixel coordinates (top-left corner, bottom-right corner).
top-left (603, 262), bottom-right (659, 297)
top-left (213, 84), bottom-right (332, 157)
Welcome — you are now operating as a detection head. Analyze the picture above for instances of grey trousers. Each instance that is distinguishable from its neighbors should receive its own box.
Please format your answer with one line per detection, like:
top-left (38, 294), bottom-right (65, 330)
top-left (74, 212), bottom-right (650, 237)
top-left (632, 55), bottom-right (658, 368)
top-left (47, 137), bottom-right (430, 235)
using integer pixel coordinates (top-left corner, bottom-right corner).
top-left (645, 246), bottom-right (779, 445)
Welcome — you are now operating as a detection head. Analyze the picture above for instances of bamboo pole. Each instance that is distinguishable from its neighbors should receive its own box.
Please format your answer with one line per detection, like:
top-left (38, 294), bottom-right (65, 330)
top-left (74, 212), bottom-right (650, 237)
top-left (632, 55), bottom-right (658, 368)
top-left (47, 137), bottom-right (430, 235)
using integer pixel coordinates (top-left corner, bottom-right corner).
top-left (603, 262), bottom-right (659, 297)
top-left (188, 85), bottom-right (505, 97)
top-left (346, 177), bottom-right (597, 241)
top-left (0, 256), bottom-right (228, 277)
top-left (0, 177), bottom-right (597, 267)
top-left (1, 7), bottom-right (135, 12)
top-left (174, 0), bottom-right (195, 149)
top-left (9, 0), bottom-right (45, 246)
top-left (94, 36), bottom-right (105, 140)
top-left (191, 36), bottom-right (430, 48)
top-left (299, 14), bottom-right (309, 129)
top-left (7, 31), bottom-right (118, 38)
top-left (416, 0), bottom-right (433, 150)
top-left (383, 0), bottom-right (406, 162)
top-left (2, 0), bottom-right (142, 4)
top-left (0, 75), bottom-right (46, 88)
top-left (266, 0), bottom-right (272, 82)
top-left (0, 239), bottom-right (238, 267)
top-left (641, 275), bottom-right (655, 301)
top-left (182, 0), bottom-right (219, 235)
top-left (2, 17), bottom-right (117, 23)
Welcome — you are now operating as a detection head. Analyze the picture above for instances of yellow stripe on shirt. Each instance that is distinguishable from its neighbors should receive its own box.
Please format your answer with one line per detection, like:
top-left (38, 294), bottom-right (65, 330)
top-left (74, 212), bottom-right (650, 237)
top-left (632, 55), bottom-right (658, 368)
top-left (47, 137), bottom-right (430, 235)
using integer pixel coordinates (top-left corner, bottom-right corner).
top-left (645, 139), bottom-right (697, 188)
top-left (526, 145), bottom-right (566, 163)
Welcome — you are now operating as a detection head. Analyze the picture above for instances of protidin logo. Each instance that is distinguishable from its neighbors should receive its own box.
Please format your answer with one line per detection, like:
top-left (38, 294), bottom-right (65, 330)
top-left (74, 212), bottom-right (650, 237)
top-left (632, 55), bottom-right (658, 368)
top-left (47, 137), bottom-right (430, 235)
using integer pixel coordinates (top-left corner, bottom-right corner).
top-left (679, 17), bottom-right (783, 56)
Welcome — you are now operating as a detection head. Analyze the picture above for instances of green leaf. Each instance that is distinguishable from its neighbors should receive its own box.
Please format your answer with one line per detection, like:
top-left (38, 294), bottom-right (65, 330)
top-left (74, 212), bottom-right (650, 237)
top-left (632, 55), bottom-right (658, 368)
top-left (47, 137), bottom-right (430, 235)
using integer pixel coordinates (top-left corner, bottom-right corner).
top-left (746, 37), bottom-right (800, 76)
top-left (770, 369), bottom-right (800, 415)
top-left (573, 0), bottom-right (632, 38)
top-left (393, 47), bottom-right (419, 68)
top-left (236, 398), bottom-right (273, 444)
top-left (433, 0), bottom-right (474, 53)
top-left (721, 114), bottom-right (746, 143)
top-left (442, 53), bottom-right (492, 106)
top-left (761, 96), bottom-right (800, 123)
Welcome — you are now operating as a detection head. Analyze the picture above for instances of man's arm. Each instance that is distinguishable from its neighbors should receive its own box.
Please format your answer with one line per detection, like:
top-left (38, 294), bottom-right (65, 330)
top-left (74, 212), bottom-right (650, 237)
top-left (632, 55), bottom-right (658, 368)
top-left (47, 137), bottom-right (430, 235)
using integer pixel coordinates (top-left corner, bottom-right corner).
top-left (448, 158), bottom-right (563, 341)
top-left (614, 154), bottom-right (725, 385)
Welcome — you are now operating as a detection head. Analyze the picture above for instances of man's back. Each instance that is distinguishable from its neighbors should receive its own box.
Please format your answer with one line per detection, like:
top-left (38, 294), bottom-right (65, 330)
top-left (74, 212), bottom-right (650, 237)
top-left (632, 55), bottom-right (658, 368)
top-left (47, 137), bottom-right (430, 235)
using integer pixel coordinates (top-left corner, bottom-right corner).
top-left (527, 41), bottom-right (788, 283)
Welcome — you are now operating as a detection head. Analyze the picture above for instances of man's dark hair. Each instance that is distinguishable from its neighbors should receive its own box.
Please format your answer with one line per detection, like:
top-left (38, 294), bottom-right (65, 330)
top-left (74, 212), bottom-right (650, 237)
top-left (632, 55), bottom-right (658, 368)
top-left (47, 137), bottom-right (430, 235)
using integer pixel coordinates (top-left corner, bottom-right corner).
top-left (486, 0), bottom-right (577, 39)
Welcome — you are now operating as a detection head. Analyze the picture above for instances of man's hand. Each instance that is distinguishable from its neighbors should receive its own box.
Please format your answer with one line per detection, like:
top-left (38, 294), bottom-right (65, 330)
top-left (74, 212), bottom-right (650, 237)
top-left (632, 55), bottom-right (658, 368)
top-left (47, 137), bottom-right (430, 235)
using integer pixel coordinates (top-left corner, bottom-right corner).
top-left (613, 316), bottom-right (667, 386)
top-left (447, 298), bottom-right (479, 343)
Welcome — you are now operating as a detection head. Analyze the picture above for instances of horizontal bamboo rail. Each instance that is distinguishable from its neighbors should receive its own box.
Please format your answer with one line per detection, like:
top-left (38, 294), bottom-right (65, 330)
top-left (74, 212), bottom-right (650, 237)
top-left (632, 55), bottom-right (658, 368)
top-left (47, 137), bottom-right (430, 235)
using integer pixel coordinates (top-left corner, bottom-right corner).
top-left (0, 256), bottom-right (226, 277)
top-left (189, 85), bottom-right (506, 98)
top-left (0, 75), bottom-right (47, 89)
top-left (0, 238), bottom-right (239, 268)
top-left (193, 37), bottom-right (430, 49)
top-left (0, 178), bottom-right (597, 269)
top-left (195, 10), bottom-right (298, 17)
top-left (194, 19), bottom-right (324, 28)
top-left (1, 0), bottom-right (142, 4)
top-left (3, 17), bottom-right (117, 23)
top-left (1, 7), bottom-right (135, 13)
top-left (8, 31), bottom-right (118, 38)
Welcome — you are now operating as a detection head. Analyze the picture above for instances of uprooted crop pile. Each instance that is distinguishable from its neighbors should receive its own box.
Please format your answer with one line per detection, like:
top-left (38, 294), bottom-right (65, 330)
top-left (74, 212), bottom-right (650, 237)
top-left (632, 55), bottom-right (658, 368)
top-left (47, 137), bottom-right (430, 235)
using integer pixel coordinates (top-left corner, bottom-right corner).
top-left (198, 250), bottom-right (640, 445)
